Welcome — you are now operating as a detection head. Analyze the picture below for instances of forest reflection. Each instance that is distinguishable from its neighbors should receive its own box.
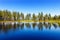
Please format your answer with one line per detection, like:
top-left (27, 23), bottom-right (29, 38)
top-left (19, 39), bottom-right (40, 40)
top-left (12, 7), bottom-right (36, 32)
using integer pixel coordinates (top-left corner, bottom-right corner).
top-left (0, 22), bottom-right (60, 33)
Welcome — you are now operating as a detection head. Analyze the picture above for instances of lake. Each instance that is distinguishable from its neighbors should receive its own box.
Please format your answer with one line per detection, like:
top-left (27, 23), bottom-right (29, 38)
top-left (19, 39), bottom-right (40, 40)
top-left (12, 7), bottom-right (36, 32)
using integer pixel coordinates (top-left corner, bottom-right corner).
top-left (0, 22), bottom-right (60, 40)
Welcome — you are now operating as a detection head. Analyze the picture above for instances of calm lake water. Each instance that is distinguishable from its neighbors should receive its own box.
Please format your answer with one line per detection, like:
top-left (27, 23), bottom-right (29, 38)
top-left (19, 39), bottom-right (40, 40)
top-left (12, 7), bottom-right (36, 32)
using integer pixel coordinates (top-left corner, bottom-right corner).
top-left (0, 22), bottom-right (60, 40)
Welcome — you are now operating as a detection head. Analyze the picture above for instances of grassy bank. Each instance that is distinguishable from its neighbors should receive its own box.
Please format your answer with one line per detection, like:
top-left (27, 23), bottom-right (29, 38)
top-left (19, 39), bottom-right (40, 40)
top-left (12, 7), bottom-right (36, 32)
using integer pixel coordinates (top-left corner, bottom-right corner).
top-left (0, 20), bottom-right (60, 23)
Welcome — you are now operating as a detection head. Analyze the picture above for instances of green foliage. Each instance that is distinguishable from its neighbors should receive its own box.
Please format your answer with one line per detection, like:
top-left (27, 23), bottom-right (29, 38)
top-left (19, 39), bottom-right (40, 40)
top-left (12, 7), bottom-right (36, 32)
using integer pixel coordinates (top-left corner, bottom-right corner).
top-left (0, 10), bottom-right (60, 21)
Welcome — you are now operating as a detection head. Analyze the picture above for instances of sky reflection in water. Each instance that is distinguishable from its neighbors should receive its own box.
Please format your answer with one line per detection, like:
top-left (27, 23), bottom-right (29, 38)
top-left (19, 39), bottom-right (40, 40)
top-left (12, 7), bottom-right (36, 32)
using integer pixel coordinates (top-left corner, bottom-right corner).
top-left (0, 22), bottom-right (60, 40)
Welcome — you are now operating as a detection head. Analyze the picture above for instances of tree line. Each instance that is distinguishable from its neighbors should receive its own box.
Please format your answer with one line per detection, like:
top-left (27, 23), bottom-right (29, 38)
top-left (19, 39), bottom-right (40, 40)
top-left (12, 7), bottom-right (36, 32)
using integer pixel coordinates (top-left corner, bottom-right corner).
top-left (0, 10), bottom-right (60, 21)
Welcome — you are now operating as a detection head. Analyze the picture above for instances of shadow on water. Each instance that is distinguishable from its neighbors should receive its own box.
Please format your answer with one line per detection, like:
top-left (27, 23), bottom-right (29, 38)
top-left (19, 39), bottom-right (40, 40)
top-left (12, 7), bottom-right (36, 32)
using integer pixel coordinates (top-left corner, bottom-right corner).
top-left (0, 22), bottom-right (60, 33)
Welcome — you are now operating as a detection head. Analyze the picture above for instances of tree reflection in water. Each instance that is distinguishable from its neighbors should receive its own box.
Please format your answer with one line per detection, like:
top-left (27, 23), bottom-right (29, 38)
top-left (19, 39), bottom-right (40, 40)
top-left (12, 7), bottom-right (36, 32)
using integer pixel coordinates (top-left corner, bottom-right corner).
top-left (58, 23), bottom-right (60, 27)
top-left (19, 23), bottom-right (24, 30)
top-left (48, 23), bottom-right (51, 29)
top-left (52, 23), bottom-right (58, 29)
top-left (43, 22), bottom-right (51, 29)
top-left (0, 22), bottom-right (60, 33)
top-left (38, 22), bottom-right (43, 30)
top-left (25, 23), bottom-right (31, 28)
top-left (32, 23), bottom-right (37, 29)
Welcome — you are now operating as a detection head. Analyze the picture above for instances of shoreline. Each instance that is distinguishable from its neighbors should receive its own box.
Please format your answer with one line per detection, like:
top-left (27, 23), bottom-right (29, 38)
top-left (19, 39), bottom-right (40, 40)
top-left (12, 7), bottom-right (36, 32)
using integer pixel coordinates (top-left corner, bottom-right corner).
top-left (0, 20), bottom-right (60, 23)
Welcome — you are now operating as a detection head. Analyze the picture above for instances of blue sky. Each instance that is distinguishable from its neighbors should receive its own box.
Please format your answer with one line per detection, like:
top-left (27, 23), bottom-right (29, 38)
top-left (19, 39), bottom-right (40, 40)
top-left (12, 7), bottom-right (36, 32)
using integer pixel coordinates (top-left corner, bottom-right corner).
top-left (0, 0), bottom-right (60, 16)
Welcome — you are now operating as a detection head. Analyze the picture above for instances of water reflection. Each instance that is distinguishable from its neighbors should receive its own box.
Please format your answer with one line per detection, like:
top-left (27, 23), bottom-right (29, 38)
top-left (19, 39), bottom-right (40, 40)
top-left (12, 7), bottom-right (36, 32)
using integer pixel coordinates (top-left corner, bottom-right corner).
top-left (52, 23), bottom-right (58, 29)
top-left (0, 22), bottom-right (60, 33)
top-left (58, 23), bottom-right (60, 27)
top-left (25, 23), bottom-right (31, 28)
top-left (38, 23), bottom-right (43, 30)
top-left (32, 23), bottom-right (37, 29)
top-left (43, 22), bottom-right (51, 29)
top-left (20, 23), bottom-right (24, 30)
